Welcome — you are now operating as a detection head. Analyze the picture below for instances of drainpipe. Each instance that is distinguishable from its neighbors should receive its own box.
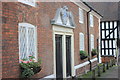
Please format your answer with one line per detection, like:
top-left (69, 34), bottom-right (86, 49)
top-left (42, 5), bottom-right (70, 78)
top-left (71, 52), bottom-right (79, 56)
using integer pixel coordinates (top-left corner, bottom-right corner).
top-left (87, 9), bottom-right (92, 71)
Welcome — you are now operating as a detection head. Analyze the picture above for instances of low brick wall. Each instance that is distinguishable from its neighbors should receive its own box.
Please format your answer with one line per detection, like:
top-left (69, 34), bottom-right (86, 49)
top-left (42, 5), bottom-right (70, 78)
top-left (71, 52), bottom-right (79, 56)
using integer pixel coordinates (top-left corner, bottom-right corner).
top-left (102, 56), bottom-right (115, 63)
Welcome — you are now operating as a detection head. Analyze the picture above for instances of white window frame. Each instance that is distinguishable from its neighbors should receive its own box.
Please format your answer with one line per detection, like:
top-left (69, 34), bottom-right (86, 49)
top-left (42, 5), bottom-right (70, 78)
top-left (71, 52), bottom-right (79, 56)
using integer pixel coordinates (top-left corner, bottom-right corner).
top-left (79, 33), bottom-right (84, 51)
top-left (91, 34), bottom-right (94, 51)
top-left (18, 23), bottom-right (37, 62)
top-left (79, 8), bottom-right (84, 24)
top-left (18, 0), bottom-right (36, 7)
top-left (89, 14), bottom-right (94, 27)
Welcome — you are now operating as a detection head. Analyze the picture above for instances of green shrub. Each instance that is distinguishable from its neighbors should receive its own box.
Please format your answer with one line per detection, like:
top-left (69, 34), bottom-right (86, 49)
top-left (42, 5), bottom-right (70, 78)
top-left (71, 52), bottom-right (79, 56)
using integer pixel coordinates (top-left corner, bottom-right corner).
top-left (21, 68), bottom-right (34, 78)
top-left (80, 50), bottom-right (88, 60)
top-left (20, 56), bottom-right (41, 78)
top-left (91, 49), bottom-right (97, 56)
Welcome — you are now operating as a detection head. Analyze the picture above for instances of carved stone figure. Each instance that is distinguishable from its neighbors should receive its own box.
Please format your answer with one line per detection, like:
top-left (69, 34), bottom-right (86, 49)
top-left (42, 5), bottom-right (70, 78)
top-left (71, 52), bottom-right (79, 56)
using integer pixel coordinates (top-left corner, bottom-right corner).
top-left (51, 6), bottom-right (75, 27)
top-left (60, 6), bottom-right (69, 25)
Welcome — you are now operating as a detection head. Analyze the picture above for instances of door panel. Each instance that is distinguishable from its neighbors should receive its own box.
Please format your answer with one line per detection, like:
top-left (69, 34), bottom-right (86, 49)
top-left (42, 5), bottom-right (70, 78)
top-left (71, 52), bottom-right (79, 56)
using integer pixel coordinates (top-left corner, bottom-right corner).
top-left (55, 34), bottom-right (63, 78)
top-left (66, 35), bottom-right (71, 77)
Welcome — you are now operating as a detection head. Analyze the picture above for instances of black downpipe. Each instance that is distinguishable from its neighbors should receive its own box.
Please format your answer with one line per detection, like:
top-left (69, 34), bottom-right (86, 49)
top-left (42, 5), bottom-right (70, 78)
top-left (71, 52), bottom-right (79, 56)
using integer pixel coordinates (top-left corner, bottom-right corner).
top-left (87, 9), bottom-right (92, 71)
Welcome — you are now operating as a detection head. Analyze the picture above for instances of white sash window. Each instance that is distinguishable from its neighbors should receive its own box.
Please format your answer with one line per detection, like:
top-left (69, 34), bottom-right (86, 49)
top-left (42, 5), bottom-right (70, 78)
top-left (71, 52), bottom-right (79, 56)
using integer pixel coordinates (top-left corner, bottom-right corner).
top-left (18, 0), bottom-right (36, 7)
top-left (91, 34), bottom-right (94, 51)
top-left (89, 14), bottom-right (94, 27)
top-left (19, 23), bottom-right (37, 61)
top-left (79, 33), bottom-right (84, 50)
top-left (79, 8), bottom-right (84, 24)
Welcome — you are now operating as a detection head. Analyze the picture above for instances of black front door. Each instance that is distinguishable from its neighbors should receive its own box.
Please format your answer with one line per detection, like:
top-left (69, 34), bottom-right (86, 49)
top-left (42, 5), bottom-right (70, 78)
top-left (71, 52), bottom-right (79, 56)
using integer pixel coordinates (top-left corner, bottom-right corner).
top-left (55, 34), bottom-right (63, 78)
top-left (66, 35), bottom-right (71, 77)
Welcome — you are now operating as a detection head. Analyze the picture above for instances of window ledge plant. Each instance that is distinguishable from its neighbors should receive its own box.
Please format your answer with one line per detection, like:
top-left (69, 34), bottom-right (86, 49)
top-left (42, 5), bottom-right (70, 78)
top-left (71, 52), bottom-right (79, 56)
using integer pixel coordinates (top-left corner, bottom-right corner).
top-left (80, 50), bottom-right (88, 60)
top-left (91, 49), bottom-right (97, 56)
top-left (20, 55), bottom-right (41, 78)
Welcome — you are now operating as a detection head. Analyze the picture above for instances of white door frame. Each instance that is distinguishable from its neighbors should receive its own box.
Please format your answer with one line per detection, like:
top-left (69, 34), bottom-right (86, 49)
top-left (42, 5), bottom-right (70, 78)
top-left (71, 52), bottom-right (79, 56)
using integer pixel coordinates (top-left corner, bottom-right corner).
top-left (53, 25), bottom-right (75, 78)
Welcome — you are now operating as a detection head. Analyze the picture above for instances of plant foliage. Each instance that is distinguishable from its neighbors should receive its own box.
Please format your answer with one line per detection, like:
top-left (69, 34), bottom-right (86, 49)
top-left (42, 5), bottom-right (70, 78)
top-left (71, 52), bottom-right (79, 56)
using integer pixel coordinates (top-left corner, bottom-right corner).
top-left (20, 55), bottom-right (41, 78)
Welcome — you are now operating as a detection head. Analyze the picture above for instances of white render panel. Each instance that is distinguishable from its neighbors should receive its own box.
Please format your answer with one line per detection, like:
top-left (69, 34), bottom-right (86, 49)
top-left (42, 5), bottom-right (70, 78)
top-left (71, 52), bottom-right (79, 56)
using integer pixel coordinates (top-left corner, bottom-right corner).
top-left (102, 50), bottom-right (104, 55)
top-left (109, 41), bottom-right (112, 48)
top-left (106, 50), bottom-right (108, 55)
top-left (114, 22), bottom-right (117, 28)
top-left (106, 22), bottom-right (108, 29)
top-left (115, 29), bottom-right (117, 38)
top-left (110, 50), bottom-right (112, 55)
top-left (102, 31), bottom-right (105, 38)
top-left (102, 22), bottom-right (104, 29)
top-left (110, 22), bottom-right (113, 29)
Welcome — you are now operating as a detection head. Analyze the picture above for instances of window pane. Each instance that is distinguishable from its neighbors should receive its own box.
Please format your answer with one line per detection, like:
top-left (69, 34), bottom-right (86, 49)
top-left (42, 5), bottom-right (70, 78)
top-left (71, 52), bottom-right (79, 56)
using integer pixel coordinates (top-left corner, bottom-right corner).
top-left (28, 27), bottom-right (36, 57)
top-left (19, 23), bottom-right (37, 62)
top-left (79, 8), bottom-right (84, 23)
top-left (79, 33), bottom-right (84, 50)
top-left (19, 26), bottom-right (28, 60)
top-left (90, 14), bottom-right (94, 27)
top-left (91, 34), bottom-right (94, 50)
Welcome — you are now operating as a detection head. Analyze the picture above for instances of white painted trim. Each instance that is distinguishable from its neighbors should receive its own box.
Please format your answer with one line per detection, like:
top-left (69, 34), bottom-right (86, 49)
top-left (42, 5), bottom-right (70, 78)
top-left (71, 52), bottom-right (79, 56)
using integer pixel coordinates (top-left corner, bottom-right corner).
top-left (43, 74), bottom-right (55, 78)
top-left (74, 58), bottom-right (98, 70)
top-left (90, 11), bottom-right (102, 19)
top-left (71, 34), bottom-right (75, 76)
top-left (63, 34), bottom-right (66, 78)
top-left (35, 26), bottom-right (38, 61)
top-left (98, 19), bottom-right (102, 63)
top-left (70, 0), bottom-right (102, 19)
top-left (18, 0), bottom-right (36, 7)
top-left (74, 61), bottom-right (89, 70)
top-left (70, 0), bottom-right (90, 12)
top-left (90, 58), bottom-right (97, 63)
top-left (18, 24), bottom-right (21, 63)
top-left (19, 23), bottom-right (35, 28)
top-left (53, 31), bottom-right (56, 78)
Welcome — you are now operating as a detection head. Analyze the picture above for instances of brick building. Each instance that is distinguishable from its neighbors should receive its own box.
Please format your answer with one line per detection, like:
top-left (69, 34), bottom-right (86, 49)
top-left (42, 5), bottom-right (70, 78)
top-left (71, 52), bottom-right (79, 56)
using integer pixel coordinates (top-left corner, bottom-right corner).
top-left (1, 0), bottom-right (102, 78)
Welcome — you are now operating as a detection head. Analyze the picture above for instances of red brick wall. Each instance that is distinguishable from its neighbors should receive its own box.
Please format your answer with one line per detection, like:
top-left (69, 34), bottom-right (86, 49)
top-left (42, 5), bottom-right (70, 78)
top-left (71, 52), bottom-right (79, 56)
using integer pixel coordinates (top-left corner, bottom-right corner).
top-left (0, 2), bottom-right (2, 79)
top-left (102, 56), bottom-right (115, 63)
top-left (2, 2), bottom-right (20, 78)
top-left (2, 2), bottom-right (100, 78)
top-left (76, 64), bottom-right (90, 76)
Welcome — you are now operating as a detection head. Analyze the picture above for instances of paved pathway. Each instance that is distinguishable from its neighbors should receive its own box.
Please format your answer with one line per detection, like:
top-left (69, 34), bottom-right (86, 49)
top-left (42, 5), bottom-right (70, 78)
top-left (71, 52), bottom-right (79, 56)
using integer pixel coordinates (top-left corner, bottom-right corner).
top-left (98, 66), bottom-right (118, 78)
top-left (97, 57), bottom-right (120, 80)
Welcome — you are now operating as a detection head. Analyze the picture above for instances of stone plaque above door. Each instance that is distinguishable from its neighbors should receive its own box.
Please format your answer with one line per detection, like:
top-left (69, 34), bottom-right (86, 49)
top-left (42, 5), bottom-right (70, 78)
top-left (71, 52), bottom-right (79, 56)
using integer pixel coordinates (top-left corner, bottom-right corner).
top-left (51, 6), bottom-right (76, 28)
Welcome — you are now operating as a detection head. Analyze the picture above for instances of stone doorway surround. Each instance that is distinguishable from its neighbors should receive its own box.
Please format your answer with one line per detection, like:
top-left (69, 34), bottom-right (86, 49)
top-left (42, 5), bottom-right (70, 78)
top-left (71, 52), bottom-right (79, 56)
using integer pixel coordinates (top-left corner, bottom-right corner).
top-left (53, 25), bottom-right (75, 78)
